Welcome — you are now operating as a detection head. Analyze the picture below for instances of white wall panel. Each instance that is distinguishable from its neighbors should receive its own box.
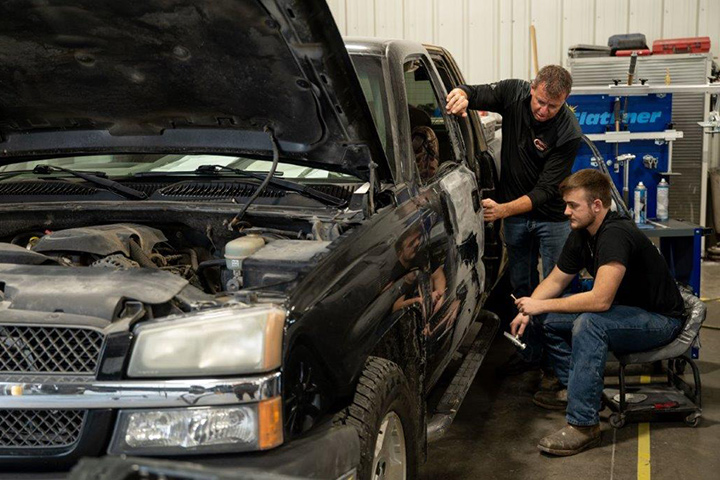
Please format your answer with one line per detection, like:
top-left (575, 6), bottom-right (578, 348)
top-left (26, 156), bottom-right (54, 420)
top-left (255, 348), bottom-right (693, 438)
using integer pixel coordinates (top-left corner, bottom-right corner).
top-left (346, 0), bottom-right (375, 37)
top-left (698, 0), bottom-right (720, 57)
top-left (435, 0), bottom-right (466, 73)
top-left (467, 0), bottom-right (498, 84)
top-left (375, 0), bottom-right (404, 39)
top-left (404, 0), bottom-right (434, 43)
top-left (326, 0), bottom-right (347, 34)
top-left (663, 0), bottom-right (699, 39)
top-left (330, 0), bottom-right (718, 84)
top-left (594, 0), bottom-right (629, 46)
top-left (498, 0), bottom-right (514, 79)
top-left (531, 0), bottom-right (562, 74)
top-left (512, 0), bottom-right (531, 80)
top-left (629, 0), bottom-right (663, 44)
top-left (562, 0), bottom-right (595, 67)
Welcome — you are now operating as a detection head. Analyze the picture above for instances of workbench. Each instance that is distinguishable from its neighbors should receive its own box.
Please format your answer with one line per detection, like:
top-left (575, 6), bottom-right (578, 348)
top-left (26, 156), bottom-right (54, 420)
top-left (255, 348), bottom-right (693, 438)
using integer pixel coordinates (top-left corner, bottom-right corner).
top-left (638, 219), bottom-right (712, 296)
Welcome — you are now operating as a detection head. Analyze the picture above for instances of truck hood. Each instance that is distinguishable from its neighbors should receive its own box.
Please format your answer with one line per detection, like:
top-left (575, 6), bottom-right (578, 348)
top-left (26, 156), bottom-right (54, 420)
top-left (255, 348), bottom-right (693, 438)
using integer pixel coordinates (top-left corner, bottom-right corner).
top-left (0, 0), bottom-right (389, 180)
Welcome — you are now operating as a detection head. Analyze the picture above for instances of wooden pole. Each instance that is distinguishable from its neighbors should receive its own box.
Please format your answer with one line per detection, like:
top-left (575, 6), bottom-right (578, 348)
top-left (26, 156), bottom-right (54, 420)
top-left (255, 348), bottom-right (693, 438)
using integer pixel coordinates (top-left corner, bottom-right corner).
top-left (530, 24), bottom-right (539, 78)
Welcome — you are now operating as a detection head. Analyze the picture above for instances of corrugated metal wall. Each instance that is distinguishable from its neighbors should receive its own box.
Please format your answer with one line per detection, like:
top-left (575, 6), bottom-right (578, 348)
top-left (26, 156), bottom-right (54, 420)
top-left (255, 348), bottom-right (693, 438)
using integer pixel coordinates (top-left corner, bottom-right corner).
top-left (327, 0), bottom-right (720, 84)
top-left (570, 54), bottom-right (711, 224)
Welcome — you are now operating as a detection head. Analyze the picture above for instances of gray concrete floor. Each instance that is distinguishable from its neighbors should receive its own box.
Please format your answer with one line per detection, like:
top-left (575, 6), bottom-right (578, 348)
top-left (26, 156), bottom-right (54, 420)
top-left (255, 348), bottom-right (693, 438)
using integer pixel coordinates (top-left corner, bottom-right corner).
top-left (419, 260), bottom-right (720, 479)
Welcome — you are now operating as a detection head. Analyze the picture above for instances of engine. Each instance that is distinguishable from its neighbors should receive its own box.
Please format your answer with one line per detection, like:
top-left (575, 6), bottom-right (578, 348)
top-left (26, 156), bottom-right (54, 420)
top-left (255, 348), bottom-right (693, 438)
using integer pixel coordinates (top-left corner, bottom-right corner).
top-left (0, 222), bottom-right (333, 296)
top-left (1, 224), bottom-right (211, 290)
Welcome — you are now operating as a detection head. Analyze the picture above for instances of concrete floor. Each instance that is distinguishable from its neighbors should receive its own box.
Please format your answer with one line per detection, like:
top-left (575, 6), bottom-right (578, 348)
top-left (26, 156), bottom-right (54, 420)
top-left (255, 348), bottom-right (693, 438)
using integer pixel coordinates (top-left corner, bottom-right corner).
top-left (419, 261), bottom-right (720, 479)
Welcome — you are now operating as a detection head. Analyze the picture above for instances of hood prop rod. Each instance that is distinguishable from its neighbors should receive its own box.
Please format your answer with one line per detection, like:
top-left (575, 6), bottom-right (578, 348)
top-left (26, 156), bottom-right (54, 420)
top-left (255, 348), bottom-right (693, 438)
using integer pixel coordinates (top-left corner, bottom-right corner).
top-left (228, 126), bottom-right (281, 230)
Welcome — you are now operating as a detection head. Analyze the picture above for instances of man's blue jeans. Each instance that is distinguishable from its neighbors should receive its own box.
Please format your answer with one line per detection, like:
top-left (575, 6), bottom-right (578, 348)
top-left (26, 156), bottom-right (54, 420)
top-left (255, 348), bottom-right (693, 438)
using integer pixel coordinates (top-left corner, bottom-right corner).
top-left (503, 216), bottom-right (570, 363)
top-left (538, 305), bottom-right (682, 426)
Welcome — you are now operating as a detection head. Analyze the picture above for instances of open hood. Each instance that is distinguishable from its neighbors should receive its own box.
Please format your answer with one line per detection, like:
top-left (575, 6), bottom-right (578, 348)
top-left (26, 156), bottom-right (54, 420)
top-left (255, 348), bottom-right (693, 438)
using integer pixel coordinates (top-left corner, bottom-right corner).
top-left (0, 0), bottom-right (390, 180)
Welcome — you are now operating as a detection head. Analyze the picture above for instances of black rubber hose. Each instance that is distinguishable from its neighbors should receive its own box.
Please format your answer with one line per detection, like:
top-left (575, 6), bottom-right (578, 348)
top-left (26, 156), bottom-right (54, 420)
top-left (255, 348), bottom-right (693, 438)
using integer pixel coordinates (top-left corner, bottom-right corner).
top-left (229, 127), bottom-right (281, 229)
top-left (581, 135), bottom-right (631, 218)
top-left (129, 239), bottom-right (158, 269)
top-left (197, 258), bottom-right (226, 273)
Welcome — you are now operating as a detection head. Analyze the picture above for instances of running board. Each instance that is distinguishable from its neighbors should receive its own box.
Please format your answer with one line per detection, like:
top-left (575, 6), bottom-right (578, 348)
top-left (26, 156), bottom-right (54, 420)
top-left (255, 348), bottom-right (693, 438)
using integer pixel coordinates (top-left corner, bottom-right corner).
top-left (426, 310), bottom-right (500, 442)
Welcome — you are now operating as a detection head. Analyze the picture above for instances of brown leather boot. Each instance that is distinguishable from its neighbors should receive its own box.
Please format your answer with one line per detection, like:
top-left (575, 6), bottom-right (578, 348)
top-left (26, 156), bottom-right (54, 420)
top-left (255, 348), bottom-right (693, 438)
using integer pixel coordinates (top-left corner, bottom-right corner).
top-left (533, 388), bottom-right (568, 410)
top-left (538, 424), bottom-right (602, 456)
top-left (538, 370), bottom-right (562, 392)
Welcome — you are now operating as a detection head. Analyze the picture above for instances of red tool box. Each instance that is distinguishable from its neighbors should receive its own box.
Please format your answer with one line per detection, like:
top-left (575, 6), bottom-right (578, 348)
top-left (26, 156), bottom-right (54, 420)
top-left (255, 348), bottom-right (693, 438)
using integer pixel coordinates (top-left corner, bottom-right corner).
top-left (652, 37), bottom-right (711, 54)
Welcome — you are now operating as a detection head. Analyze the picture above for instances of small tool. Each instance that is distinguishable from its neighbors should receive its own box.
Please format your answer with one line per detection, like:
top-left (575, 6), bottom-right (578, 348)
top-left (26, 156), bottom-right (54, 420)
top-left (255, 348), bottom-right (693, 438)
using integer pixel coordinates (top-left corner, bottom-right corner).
top-left (510, 293), bottom-right (518, 301)
top-left (503, 331), bottom-right (527, 350)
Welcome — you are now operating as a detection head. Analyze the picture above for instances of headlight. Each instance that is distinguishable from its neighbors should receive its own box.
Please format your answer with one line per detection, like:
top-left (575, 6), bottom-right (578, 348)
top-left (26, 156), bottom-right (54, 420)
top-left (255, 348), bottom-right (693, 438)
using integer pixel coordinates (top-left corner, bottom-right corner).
top-left (108, 398), bottom-right (283, 455)
top-left (127, 305), bottom-right (285, 377)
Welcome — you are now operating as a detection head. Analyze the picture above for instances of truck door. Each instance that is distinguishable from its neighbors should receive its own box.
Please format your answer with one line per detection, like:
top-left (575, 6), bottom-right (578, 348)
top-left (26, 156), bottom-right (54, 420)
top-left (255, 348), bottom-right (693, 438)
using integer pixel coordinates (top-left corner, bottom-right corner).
top-left (400, 56), bottom-right (486, 388)
top-left (428, 47), bottom-right (506, 295)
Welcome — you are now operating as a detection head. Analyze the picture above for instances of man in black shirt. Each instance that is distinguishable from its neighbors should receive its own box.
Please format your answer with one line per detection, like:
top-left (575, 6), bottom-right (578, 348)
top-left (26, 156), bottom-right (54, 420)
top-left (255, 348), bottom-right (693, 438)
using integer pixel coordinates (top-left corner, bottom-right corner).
top-left (446, 65), bottom-right (582, 373)
top-left (510, 169), bottom-right (684, 456)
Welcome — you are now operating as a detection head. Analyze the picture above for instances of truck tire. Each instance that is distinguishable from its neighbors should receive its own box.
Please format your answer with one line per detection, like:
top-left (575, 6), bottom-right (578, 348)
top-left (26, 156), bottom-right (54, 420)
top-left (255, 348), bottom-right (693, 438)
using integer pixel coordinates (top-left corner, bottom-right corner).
top-left (340, 357), bottom-right (419, 480)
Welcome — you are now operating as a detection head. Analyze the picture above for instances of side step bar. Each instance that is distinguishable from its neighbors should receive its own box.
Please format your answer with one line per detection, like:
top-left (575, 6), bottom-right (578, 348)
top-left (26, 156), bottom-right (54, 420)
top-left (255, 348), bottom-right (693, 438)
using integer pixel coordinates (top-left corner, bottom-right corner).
top-left (426, 310), bottom-right (500, 442)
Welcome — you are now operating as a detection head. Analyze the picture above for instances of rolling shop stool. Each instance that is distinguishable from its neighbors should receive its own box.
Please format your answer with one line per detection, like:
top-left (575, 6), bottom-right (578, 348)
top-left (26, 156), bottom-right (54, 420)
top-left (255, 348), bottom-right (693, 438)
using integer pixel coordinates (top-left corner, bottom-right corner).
top-left (602, 290), bottom-right (706, 428)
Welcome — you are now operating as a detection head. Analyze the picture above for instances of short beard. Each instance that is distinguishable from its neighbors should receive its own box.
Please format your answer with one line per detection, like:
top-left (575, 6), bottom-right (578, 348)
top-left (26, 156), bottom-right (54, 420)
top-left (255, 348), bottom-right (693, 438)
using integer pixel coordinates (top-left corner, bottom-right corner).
top-left (572, 211), bottom-right (596, 231)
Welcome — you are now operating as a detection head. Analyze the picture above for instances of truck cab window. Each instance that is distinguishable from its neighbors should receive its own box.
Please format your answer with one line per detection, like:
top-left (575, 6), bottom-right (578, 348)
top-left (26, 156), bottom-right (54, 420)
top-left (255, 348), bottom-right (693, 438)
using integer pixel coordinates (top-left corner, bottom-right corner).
top-left (403, 59), bottom-right (460, 184)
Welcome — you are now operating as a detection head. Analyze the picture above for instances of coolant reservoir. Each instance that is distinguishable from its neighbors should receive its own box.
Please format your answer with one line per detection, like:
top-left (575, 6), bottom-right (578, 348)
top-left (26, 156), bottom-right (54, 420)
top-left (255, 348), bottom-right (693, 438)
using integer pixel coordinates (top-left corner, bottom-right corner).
top-left (225, 234), bottom-right (265, 272)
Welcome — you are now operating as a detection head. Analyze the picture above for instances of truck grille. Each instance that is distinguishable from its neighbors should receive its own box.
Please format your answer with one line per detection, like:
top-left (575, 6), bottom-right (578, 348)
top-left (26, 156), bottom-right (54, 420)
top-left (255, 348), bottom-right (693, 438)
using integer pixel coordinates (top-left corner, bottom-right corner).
top-left (0, 409), bottom-right (86, 448)
top-left (0, 326), bottom-right (104, 375)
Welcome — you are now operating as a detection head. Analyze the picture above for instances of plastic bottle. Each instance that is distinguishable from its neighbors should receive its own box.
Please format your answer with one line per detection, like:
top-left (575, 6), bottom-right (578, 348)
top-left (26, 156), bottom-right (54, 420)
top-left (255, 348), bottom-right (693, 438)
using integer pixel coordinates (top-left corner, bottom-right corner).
top-left (634, 182), bottom-right (647, 224)
top-left (656, 178), bottom-right (669, 221)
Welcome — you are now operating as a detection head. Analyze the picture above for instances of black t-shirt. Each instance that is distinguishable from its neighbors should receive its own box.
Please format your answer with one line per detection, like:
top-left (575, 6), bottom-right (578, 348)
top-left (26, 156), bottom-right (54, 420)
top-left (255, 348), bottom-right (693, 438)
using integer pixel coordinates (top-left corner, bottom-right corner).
top-left (556, 212), bottom-right (685, 319)
top-left (459, 79), bottom-right (582, 221)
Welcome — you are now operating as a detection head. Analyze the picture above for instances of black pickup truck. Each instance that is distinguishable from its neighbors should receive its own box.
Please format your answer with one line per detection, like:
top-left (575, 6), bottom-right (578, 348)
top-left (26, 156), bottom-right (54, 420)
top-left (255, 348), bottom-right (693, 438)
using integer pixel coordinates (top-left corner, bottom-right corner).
top-left (0, 1), bottom-right (504, 479)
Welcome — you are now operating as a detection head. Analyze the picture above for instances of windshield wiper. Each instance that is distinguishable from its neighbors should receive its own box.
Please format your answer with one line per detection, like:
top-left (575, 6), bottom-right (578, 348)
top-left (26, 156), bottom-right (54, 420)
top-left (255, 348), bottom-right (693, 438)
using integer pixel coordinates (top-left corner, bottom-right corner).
top-left (0, 165), bottom-right (147, 200)
top-left (194, 164), bottom-right (346, 207)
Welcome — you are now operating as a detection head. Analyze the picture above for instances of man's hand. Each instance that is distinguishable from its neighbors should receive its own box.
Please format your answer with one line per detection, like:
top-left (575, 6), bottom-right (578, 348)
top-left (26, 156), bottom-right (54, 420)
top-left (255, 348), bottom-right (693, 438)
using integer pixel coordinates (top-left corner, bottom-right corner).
top-left (445, 88), bottom-right (469, 117)
top-left (510, 312), bottom-right (530, 337)
top-left (515, 296), bottom-right (547, 316)
top-left (481, 198), bottom-right (508, 221)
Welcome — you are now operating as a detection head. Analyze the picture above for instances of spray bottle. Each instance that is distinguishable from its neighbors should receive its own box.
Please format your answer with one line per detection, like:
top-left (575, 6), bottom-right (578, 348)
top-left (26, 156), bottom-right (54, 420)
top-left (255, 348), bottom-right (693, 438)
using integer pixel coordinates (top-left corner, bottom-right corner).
top-left (656, 178), bottom-right (669, 221)
top-left (634, 182), bottom-right (647, 224)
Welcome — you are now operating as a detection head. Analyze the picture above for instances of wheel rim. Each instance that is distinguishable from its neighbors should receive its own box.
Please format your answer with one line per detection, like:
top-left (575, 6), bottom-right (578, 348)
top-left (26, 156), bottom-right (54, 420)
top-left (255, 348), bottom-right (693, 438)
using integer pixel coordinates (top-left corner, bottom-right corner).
top-left (371, 411), bottom-right (406, 480)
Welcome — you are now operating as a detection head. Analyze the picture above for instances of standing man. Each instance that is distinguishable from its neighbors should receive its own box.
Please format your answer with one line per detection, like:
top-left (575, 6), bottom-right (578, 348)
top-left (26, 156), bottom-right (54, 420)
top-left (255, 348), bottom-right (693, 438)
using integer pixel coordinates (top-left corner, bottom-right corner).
top-left (446, 65), bottom-right (582, 374)
top-left (511, 169), bottom-right (684, 455)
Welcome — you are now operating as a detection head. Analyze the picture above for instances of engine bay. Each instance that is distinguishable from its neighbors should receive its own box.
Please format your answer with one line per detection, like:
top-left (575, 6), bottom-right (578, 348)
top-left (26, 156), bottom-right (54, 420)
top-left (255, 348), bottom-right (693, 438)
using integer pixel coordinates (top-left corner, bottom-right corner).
top-left (0, 214), bottom-right (346, 323)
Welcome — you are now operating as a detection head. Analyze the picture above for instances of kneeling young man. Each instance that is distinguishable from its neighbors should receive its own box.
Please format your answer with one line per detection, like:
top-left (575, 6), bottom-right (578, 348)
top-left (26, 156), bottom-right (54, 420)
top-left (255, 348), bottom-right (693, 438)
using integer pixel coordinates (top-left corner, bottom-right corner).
top-left (510, 169), bottom-right (685, 456)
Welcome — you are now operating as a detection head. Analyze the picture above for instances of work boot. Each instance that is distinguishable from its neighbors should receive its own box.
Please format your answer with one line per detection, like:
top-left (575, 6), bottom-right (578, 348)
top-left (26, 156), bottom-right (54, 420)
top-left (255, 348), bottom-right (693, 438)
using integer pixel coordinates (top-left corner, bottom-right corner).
top-left (533, 388), bottom-right (568, 410)
top-left (537, 424), bottom-right (602, 456)
top-left (538, 370), bottom-right (562, 392)
top-left (496, 352), bottom-right (540, 377)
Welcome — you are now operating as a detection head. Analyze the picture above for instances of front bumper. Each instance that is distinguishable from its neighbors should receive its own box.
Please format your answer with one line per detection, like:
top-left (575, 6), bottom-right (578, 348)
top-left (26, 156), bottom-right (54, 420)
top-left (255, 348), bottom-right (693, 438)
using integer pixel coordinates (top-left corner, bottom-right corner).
top-left (3, 422), bottom-right (360, 480)
top-left (0, 373), bottom-right (359, 479)
top-left (0, 373), bottom-right (279, 470)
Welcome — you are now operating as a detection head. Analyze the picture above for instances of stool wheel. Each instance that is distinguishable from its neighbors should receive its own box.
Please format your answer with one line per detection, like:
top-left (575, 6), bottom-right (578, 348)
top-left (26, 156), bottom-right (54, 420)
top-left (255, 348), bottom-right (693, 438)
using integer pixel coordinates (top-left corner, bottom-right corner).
top-left (684, 413), bottom-right (700, 427)
top-left (609, 413), bottom-right (626, 429)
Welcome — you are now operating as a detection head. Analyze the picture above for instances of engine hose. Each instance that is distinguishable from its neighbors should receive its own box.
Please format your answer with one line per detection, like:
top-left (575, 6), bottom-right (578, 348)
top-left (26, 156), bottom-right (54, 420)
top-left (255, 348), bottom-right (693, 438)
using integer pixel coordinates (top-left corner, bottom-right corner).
top-left (581, 135), bottom-right (631, 218)
top-left (197, 258), bottom-right (226, 273)
top-left (129, 239), bottom-right (158, 269)
top-left (182, 248), bottom-right (199, 270)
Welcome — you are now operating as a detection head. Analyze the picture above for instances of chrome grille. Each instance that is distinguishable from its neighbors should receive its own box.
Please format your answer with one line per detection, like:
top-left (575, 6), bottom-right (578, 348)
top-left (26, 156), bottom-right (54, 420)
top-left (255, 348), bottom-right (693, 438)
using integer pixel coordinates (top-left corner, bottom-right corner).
top-left (0, 326), bottom-right (104, 374)
top-left (0, 409), bottom-right (85, 448)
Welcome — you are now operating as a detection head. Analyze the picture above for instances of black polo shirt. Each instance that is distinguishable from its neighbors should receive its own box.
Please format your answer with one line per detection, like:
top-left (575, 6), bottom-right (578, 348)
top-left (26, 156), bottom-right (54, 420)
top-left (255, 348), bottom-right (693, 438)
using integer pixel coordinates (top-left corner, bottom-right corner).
top-left (556, 212), bottom-right (685, 319)
top-left (459, 79), bottom-right (582, 221)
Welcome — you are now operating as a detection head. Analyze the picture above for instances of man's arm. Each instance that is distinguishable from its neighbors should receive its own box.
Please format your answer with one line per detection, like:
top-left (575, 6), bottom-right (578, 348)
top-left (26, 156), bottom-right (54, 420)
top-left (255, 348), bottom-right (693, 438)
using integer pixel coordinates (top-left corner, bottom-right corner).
top-left (446, 80), bottom-right (526, 118)
top-left (525, 138), bottom-right (580, 212)
top-left (482, 195), bottom-right (532, 221)
top-left (516, 262), bottom-right (626, 316)
top-left (509, 266), bottom-right (575, 336)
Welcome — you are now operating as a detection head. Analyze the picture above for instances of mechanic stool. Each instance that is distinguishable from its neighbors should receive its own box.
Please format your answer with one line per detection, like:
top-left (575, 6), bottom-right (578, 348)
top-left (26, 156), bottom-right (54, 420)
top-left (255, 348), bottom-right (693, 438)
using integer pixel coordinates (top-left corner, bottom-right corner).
top-left (602, 291), bottom-right (706, 428)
